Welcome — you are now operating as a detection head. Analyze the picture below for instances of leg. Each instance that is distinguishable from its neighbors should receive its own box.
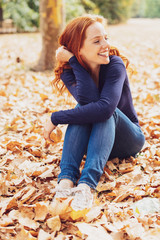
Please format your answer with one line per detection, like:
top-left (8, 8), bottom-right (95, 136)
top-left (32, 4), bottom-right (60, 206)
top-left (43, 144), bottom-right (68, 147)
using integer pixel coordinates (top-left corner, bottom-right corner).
top-left (58, 123), bottom-right (92, 185)
top-left (109, 108), bottom-right (145, 159)
top-left (78, 108), bottom-right (145, 189)
top-left (78, 115), bottom-right (116, 189)
top-left (71, 116), bottom-right (116, 210)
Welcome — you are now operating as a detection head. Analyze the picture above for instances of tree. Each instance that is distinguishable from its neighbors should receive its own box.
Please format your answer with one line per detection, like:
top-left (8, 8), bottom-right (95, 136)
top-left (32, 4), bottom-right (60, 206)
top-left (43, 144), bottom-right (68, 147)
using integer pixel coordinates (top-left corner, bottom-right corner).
top-left (0, 1), bottom-right (3, 27)
top-left (2, 0), bottom-right (39, 32)
top-left (145, 0), bottom-right (160, 18)
top-left (32, 0), bottom-right (65, 71)
top-left (65, 0), bottom-right (98, 22)
top-left (93, 0), bottom-right (134, 24)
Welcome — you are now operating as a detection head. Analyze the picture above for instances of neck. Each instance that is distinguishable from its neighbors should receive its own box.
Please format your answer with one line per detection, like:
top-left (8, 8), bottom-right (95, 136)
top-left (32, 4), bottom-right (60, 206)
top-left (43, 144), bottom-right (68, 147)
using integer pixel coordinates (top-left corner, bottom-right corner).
top-left (89, 63), bottom-right (100, 75)
top-left (90, 65), bottom-right (100, 87)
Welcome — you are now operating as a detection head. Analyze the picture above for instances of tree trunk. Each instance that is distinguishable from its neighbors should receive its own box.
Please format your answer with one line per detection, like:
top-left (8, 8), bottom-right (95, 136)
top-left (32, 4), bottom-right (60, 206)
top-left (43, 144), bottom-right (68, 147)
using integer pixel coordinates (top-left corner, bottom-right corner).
top-left (0, 6), bottom-right (3, 28)
top-left (32, 0), bottom-right (65, 71)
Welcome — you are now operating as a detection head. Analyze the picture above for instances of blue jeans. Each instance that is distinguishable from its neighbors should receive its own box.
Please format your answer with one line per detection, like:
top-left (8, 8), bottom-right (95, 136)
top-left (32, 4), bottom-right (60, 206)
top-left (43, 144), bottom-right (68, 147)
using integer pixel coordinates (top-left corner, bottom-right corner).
top-left (58, 108), bottom-right (145, 189)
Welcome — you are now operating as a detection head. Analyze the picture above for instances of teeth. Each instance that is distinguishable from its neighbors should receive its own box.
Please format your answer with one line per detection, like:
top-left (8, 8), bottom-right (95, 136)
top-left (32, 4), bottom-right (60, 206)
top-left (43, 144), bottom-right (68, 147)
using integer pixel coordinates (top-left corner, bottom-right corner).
top-left (99, 51), bottom-right (109, 57)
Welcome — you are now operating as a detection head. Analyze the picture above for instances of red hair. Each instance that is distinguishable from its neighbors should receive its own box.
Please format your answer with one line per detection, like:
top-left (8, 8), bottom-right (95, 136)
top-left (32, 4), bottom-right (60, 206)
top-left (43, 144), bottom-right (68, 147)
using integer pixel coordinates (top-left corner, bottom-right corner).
top-left (53, 15), bottom-right (129, 93)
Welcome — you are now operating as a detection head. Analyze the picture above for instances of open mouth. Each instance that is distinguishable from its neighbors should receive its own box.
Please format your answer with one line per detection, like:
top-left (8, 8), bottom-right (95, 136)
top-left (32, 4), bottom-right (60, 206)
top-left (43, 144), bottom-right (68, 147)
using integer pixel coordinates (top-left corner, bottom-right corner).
top-left (98, 50), bottom-right (109, 58)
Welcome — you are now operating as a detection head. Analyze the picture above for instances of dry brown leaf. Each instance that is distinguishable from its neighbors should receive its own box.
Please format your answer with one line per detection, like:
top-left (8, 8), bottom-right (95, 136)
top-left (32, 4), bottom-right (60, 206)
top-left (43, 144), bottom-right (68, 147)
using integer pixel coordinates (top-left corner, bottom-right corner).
top-left (97, 180), bottom-right (116, 192)
top-left (38, 166), bottom-right (54, 178)
top-left (118, 162), bottom-right (134, 173)
top-left (50, 127), bottom-right (63, 143)
top-left (76, 222), bottom-right (113, 240)
top-left (18, 160), bottom-right (48, 177)
top-left (20, 186), bottom-right (37, 204)
top-left (106, 161), bottom-right (118, 171)
top-left (0, 215), bottom-right (15, 227)
top-left (18, 215), bottom-right (39, 230)
top-left (49, 198), bottom-right (72, 218)
top-left (28, 146), bottom-right (43, 157)
top-left (19, 205), bottom-right (35, 220)
top-left (1, 197), bottom-right (18, 215)
top-left (15, 227), bottom-right (37, 240)
top-left (6, 141), bottom-right (23, 152)
top-left (46, 215), bottom-right (61, 231)
top-left (0, 226), bottom-right (17, 235)
top-left (125, 218), bottom-right (146, 239)
top-left (85, 206), bottom-right (102, 222)
top-left (113, 189), bottom-right (133, 202)
top-left (38, 229), bottom-right (51, 240)
top-left (34, 202), bottom-right (49, 221)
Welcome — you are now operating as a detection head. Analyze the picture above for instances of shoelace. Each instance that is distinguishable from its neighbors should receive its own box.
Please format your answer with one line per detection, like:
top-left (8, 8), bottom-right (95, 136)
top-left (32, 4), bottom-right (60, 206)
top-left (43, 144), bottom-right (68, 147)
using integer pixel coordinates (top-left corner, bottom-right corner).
top-left (54, 187), bottom-right (73, 199)
top-left (71, 187), bottom-right (93, 210)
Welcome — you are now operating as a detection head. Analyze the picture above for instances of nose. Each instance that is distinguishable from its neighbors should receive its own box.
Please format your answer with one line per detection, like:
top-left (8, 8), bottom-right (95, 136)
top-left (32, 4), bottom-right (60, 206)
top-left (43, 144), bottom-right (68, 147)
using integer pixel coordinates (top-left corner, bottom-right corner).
top-left (101, 38), bottom-right (109, 48)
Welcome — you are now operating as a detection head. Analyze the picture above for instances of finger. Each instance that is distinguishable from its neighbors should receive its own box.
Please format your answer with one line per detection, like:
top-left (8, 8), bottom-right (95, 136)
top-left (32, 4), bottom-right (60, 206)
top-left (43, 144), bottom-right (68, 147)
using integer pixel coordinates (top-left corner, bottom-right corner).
top-left (43, 130), bottom-right (54, 144)
top-left (43, 130), bottom-right (50, 141)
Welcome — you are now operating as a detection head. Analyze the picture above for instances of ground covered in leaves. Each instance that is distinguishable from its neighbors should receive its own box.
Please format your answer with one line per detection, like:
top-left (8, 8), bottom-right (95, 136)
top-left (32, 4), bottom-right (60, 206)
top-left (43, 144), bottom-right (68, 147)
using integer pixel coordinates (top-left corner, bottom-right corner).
top-left (0, 19), bottom-right (160, 240)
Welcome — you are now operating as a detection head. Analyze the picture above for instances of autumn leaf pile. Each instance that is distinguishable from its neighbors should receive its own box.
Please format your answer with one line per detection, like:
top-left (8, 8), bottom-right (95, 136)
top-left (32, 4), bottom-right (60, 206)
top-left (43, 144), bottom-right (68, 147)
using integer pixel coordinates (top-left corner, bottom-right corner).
top-left (0, 19), bottom-right (160, 240)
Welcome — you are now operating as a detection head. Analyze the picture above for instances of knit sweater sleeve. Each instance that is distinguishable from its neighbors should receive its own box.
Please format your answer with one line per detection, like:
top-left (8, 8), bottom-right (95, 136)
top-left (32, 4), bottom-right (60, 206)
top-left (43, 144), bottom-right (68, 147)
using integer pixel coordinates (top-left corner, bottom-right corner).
top-left (51, 56), bottom-right (126, 125)
top-left (60, 56), bottom-right (100, 105)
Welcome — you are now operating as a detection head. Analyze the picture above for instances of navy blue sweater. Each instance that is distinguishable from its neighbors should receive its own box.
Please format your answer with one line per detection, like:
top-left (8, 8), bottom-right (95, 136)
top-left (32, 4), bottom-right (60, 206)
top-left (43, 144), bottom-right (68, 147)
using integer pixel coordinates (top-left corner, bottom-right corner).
top-left (51, 55), bottom-right (139, 126)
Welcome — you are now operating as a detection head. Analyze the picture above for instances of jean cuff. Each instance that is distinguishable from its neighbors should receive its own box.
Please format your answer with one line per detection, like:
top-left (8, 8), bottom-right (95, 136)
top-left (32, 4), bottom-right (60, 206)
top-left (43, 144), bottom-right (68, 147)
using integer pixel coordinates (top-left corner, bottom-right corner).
top-left (78, 180), bottom-right (96, 190)
top-left (58, 175), bottom-right (77, 185)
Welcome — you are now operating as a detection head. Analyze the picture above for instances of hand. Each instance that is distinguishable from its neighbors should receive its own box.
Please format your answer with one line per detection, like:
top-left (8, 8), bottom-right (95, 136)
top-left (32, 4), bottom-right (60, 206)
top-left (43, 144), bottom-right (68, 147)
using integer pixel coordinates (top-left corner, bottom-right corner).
top-left (56, 46), bottom-right (74, 62)
top-left (43, 118), bottom-right (56, 143)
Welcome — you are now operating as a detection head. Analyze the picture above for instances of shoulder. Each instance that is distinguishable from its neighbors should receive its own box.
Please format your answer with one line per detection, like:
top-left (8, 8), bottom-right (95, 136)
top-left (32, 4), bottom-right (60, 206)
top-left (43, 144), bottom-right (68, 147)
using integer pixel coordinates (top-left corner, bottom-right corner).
top-left (101, 55), bottom-right (126, 73)
top-left (109, 55), bottom-right (125, 66)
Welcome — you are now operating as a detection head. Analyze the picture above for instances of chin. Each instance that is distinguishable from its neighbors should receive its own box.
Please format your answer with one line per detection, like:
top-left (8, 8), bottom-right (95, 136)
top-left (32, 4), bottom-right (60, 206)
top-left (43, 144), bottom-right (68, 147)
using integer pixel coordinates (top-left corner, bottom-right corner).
top-left (102, 58), bottom-right (110, 64)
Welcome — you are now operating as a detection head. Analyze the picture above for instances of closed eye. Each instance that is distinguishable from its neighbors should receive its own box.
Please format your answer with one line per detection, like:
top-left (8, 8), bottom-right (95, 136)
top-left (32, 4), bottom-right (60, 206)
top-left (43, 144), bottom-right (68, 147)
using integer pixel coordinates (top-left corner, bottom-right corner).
top-left (94, 40), bottom-right (100, 43)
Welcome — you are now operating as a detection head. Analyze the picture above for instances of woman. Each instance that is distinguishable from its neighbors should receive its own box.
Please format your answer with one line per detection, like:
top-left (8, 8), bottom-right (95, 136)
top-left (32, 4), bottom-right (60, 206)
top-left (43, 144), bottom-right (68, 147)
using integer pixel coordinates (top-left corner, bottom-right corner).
top-left (43, 15), bottom-right (145, 211)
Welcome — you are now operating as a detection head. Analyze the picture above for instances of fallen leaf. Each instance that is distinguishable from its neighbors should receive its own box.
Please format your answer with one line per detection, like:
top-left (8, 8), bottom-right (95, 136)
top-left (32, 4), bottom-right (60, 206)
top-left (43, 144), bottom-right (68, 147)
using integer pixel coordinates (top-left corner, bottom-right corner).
top-left (34, 202), bottom-right (49, 221)
top-left (38, 229), bottom-right (51, 240)
top-left (46, 215), bottom-right (61, 231)
top-left (76, 222), bottom-right (113, 240)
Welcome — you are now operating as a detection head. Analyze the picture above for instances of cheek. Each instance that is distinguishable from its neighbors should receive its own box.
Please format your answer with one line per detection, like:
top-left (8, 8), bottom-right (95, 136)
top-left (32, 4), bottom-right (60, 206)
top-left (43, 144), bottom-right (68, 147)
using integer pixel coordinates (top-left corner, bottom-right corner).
top-left (80, 45), bottom-right (99, 60)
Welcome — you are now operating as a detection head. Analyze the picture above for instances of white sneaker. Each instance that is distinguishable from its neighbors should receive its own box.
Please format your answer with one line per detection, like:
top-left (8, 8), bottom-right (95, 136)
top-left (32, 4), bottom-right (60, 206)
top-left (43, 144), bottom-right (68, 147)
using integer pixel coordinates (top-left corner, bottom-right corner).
top-left (54, 186), bottom-right (73, 199)
top-left (71, 184), bottom-right (93, 211)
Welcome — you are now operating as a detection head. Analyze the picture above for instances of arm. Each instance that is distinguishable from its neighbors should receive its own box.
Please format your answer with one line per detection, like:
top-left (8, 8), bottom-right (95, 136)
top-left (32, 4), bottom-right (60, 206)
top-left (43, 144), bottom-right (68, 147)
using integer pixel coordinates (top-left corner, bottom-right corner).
top-left (61, 56), bottom-right (100, 104)
top-left (56, 46), bottom-right (99, 105)
top-left (51, 56), bottom-right (126, 125)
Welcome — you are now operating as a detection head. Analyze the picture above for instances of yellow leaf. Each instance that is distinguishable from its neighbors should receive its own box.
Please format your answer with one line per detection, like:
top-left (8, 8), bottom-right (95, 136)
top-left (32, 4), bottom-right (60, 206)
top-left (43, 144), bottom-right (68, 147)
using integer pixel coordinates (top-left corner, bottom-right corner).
top-left (40, 93), bottom-right (48, 101)
top-left (70, 208), bottom-right (89, 221)
top-left (135, 206), bottom-right (140, 214)
top-left (32, 75), bottom-right (38, 82)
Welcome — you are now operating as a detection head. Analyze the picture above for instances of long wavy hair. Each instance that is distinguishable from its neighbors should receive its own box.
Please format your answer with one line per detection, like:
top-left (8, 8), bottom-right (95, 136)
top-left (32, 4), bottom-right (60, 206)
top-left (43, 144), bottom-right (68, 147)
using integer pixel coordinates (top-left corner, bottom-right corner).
top-left (53, 15), bottom-right (129, 93)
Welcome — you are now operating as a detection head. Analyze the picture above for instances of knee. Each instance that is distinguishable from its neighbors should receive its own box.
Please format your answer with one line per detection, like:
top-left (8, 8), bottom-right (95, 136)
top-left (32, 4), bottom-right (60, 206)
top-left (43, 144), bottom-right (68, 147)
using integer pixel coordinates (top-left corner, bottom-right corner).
top-left (132, 133), bottom-right (145, 156)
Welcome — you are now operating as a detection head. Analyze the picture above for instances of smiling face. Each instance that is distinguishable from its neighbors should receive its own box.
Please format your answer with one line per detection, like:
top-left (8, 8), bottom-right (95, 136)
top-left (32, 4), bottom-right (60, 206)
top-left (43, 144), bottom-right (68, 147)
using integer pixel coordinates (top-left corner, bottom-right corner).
top-left (79, 21), bottom-right (110, 71)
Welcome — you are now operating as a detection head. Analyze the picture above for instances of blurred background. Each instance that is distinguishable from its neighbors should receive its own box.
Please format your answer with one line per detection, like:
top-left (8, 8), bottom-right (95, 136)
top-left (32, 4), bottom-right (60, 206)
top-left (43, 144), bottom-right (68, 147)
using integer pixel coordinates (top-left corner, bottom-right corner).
top-left (0, 0), bottom-right (160, 33)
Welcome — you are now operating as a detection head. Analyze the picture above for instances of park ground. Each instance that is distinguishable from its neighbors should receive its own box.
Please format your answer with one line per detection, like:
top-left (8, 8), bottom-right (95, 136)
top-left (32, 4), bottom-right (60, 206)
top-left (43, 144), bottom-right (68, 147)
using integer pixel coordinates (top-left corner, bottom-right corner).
top-left (0, 19), bottom-right (160, 239)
